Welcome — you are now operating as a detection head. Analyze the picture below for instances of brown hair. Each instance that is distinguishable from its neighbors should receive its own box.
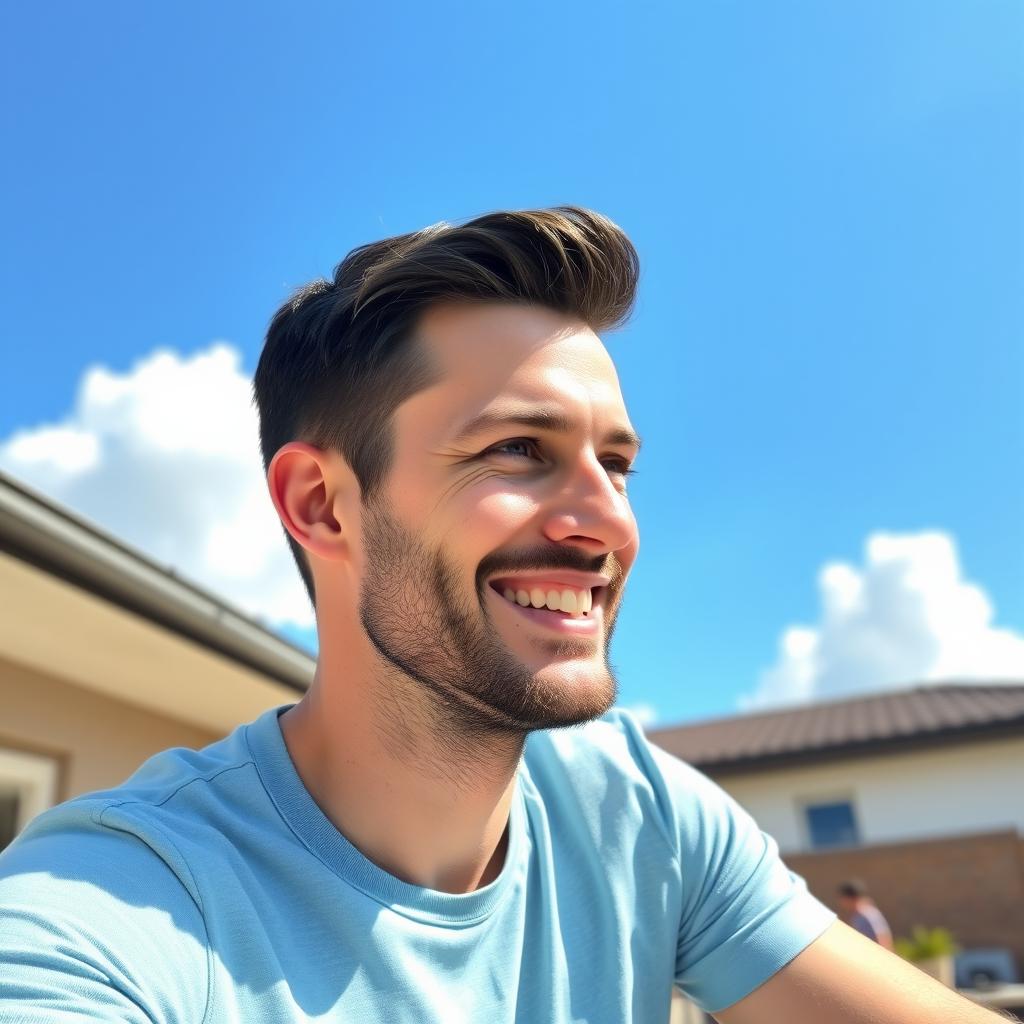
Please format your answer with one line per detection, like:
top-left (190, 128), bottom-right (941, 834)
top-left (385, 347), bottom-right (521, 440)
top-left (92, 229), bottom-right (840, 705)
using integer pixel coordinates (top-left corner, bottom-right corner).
top-left (253, 206), bottom-right (640, 609)
top-left (838, 879), bottom-right (868, 899)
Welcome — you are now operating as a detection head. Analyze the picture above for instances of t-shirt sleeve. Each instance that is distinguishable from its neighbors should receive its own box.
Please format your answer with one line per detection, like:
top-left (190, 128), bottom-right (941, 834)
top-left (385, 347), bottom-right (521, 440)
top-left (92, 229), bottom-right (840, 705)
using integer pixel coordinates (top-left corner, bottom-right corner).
top-left (612, 709), bottom-right (836, 1015)
top-left (0, 818), bottom-right (209, 1024)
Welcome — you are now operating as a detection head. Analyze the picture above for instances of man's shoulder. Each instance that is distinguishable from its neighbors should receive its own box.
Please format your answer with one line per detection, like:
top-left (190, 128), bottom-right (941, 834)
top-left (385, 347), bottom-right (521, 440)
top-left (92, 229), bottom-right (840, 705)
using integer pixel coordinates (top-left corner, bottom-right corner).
top-left (0, 709), bottom-right (269, 904)
top-left (523, 707), bottom-right (722, 855)
top-left (0, 712), bottom-right (279, 1020)
top-left (523, 705), bottom-right (793, 865)
top-left (0, 807), bottom-right (199, 910)
top-left (0, 795), bottom-right (212, 1022)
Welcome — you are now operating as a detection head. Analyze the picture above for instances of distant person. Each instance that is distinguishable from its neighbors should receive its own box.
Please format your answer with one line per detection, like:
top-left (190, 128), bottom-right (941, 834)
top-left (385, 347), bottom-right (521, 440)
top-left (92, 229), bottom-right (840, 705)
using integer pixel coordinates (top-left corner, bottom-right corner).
top-left (838, 879), bottom-right (894, 950)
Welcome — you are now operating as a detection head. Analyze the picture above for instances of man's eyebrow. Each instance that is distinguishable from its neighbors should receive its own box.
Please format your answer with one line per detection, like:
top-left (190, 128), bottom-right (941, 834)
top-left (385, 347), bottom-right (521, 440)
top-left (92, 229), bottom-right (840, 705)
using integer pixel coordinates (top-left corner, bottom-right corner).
top-left (449, 407), bottom-right (643, 453)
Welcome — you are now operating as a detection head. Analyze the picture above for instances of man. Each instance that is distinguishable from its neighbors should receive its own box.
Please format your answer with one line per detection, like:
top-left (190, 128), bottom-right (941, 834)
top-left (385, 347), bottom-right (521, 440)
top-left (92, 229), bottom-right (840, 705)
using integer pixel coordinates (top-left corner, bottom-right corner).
top-left (0, 208), bottom-right (1006, 1022)
top-left (838, 879), bottom-right (895, 950)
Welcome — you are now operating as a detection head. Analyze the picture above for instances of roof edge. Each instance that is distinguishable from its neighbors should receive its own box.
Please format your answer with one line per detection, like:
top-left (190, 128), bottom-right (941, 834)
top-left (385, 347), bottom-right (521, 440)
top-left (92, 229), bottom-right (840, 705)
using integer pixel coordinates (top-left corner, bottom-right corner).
top-left (648, 680), bottom-right (1024, 739)
top-left (0, 470), bottom-right (314, 692)
top-left (678, 717), bottom-right (1024, 777)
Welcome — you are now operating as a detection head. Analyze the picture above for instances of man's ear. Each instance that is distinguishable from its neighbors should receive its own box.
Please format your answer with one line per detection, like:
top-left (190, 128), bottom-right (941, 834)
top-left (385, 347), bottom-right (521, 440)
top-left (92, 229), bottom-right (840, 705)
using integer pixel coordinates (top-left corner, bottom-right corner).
top-left (266, 442), bottom-right (358, 564)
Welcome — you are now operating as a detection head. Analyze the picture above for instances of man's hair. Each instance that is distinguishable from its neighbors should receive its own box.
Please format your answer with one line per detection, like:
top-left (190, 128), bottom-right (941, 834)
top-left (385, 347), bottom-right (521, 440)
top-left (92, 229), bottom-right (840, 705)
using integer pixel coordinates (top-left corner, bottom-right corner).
top-left (838, 879), bottom-right (868, 899)
top-left (252, 206), bottom-right (640, 609)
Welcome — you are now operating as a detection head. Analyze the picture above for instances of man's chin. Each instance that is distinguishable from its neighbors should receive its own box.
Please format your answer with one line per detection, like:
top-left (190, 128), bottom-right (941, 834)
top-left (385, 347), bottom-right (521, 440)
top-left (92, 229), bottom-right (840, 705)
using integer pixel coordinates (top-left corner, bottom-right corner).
top-left (528, 655), bottom-right (610, 683)
top-left (519, 661), bottom-right (618, 729)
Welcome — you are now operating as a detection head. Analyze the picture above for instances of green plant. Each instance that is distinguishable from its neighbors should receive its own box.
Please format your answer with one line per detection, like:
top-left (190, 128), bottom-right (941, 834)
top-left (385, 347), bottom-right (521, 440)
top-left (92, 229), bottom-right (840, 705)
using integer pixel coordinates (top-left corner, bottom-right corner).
top-left (895, 926), bottom-right (959, 962)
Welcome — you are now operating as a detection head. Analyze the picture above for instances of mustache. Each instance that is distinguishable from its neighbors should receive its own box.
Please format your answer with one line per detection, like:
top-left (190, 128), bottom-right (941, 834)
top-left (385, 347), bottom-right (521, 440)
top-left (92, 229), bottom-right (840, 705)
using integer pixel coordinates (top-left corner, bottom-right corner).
top-left (476, 546), bottom-right (624, 593)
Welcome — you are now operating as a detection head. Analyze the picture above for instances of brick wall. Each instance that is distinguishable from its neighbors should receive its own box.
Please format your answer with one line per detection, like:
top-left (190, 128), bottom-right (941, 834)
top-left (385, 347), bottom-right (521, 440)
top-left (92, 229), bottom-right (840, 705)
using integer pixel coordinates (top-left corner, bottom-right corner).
top-left (785, 829), bottom-right (1024, 975)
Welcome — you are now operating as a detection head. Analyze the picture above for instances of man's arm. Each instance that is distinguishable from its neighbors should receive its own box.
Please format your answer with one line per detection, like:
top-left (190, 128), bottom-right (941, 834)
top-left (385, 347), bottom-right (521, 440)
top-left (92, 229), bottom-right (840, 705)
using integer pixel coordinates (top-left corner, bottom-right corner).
top-left (716, 919), bottom-right (1009, 1024)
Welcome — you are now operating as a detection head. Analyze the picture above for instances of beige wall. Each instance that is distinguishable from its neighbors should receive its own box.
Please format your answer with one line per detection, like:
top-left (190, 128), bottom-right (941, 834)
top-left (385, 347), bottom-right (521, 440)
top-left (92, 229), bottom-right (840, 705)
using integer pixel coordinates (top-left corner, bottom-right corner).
top-left (717, 736), bottom-right (1024, 853)
top-left (0, 654), bottom-right (222, 801)
top-left (0, 550), bottom-right (306, 739)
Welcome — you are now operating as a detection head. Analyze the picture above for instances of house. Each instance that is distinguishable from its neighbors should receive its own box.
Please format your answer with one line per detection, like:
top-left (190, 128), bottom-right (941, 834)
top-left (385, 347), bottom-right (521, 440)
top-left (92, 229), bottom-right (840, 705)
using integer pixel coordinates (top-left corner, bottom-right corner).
top-left (0, 469), bottom-right (313, 849)
top-left (648, 685), bottom-right (1024, 974)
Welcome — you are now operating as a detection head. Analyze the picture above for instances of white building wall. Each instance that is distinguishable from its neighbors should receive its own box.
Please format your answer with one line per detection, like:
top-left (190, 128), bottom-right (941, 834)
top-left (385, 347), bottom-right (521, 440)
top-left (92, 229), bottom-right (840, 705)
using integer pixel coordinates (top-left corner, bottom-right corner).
top-left (716, 736), bottom-right (1024, 854)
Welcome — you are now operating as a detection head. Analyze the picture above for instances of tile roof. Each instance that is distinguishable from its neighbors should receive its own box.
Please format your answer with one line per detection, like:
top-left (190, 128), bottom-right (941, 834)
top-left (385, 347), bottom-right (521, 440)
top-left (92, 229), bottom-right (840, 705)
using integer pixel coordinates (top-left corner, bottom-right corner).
top-left (645, 684), bottom-right (1024, 774)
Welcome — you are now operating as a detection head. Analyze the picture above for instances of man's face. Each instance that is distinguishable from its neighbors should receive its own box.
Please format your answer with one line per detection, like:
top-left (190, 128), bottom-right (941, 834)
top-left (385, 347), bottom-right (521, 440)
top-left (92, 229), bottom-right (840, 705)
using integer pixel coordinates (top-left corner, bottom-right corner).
top-left (355, 302), bottom-right (640, 736)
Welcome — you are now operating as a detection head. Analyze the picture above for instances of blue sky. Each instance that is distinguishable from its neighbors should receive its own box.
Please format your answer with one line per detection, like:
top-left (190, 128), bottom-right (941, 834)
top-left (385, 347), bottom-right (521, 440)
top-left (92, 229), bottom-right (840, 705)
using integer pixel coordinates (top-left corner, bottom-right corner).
top-left (2, 1), bottom-right (1022, 725)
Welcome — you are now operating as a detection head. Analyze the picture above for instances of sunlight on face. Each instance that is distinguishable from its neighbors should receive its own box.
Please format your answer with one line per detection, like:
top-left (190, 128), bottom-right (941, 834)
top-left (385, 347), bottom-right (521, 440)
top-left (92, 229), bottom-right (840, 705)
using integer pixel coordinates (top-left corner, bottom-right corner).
top-left (358, 303), bottom-right (641, 733)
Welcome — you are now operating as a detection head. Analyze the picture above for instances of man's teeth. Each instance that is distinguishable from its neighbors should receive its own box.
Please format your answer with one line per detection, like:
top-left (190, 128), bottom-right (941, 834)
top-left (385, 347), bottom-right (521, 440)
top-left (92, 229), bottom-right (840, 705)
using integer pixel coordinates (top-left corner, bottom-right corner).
top-left (500, 585), bottom-right (593, 616)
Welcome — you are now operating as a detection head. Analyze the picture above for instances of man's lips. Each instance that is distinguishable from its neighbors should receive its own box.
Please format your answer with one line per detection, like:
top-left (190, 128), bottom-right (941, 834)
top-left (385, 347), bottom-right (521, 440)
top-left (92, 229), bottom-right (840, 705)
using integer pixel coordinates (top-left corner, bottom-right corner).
top-left (487, 571), bottom-right (610, 594)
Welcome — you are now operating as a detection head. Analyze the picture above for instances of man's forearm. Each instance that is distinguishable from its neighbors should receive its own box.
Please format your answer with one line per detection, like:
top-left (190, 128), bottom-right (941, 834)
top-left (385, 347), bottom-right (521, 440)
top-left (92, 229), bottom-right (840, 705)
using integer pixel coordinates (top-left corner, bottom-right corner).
top-left (716, 921), bottom-right (1016, 1024)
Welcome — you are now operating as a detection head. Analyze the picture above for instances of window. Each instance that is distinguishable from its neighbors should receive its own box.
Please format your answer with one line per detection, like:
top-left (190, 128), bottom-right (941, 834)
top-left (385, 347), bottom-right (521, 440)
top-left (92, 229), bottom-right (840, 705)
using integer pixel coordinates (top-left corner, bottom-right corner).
top-left (0, 747), bottom-right (59, 851)
top-left (804, 799), bottom-right (861, 850)
top-left (0, 791), bottom-right (19, 851)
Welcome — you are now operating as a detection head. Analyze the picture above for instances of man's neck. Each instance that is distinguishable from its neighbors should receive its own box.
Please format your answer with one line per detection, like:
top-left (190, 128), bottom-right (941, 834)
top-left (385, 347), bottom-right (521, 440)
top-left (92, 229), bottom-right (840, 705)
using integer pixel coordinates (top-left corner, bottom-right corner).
top-left (279, 654), bottom-right (524, 895)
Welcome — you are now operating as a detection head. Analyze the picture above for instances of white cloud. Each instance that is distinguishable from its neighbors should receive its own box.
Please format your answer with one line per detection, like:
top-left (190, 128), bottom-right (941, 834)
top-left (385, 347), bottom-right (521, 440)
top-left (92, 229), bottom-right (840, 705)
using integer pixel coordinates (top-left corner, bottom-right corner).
top-left (0, 344), bottom-right (314, 630)
top-left (742, 531), bottom-right (1024, 709)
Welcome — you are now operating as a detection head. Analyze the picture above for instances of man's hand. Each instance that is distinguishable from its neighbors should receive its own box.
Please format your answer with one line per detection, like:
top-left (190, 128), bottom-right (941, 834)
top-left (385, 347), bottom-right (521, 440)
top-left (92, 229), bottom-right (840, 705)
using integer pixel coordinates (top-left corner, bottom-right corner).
top-left (715, 920), bottom-right (1011, 1024)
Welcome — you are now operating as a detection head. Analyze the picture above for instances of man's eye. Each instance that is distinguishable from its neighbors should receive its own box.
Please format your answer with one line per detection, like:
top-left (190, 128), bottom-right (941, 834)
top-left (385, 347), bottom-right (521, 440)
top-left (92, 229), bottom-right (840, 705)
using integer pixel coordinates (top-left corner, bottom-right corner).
top-left (606, 461), bottom-right (638, 479)
top-left (488, 438), bottom-right (539, 460)
top-left (485, 434), bottom-right (630, 477)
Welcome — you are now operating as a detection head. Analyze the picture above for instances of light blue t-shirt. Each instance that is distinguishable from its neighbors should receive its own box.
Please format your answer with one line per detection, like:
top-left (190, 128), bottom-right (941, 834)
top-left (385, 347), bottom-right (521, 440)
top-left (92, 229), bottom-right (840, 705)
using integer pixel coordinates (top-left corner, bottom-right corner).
top-left (0, 706), bottom-right (833, 1021)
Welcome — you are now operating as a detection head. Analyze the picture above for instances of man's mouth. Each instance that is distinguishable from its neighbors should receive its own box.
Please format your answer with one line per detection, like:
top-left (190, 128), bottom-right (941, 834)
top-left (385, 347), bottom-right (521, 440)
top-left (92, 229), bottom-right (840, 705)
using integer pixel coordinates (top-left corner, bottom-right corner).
top-left (487, 576), bottom-right (608, 621)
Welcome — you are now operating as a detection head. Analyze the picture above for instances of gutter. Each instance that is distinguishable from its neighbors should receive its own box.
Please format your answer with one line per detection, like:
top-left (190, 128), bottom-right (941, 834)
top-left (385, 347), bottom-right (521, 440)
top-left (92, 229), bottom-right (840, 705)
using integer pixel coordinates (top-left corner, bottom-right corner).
top-left (0, 470), bottom-right (314, 693)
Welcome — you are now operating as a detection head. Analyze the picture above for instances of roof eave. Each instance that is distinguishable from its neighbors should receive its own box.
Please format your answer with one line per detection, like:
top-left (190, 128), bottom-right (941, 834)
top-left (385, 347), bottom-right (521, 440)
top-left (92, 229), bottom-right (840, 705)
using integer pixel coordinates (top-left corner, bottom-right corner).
top-left (0, 471), bottom-right (314, 693)
top-left (670, 717), bottom-right (1024, 777)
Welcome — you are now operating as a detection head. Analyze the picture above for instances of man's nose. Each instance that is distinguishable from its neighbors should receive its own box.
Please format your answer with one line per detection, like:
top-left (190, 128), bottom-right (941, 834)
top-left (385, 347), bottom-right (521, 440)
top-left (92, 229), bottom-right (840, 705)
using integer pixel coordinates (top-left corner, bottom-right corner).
top-left (540, 453), bottom-right (637, 555)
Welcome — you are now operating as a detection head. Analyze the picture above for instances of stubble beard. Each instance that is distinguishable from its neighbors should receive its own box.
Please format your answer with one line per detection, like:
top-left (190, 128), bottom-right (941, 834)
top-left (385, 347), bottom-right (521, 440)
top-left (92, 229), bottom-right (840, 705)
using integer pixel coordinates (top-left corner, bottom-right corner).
top-left (357, 500), bottom-right (621, 742)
